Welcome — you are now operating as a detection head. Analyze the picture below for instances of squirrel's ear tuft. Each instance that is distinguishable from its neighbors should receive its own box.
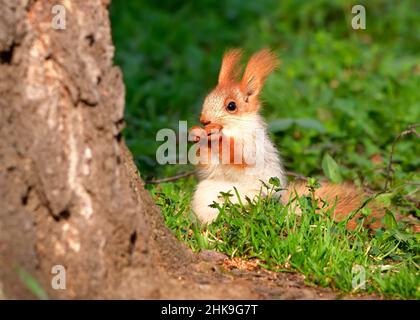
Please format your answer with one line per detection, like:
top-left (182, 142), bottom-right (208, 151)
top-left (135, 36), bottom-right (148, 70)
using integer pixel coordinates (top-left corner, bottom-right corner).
top-left (218, 49), bottom-right (243, 84)
top-left (240, 49), bottom-right (279, 98)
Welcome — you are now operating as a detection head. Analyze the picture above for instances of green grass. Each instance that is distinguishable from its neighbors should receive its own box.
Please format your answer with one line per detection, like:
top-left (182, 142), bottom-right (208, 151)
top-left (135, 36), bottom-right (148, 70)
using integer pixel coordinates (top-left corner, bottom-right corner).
top-left (18, 267), bottom-right (49, 300)
top-left (151, 177), bottom-right (419, 299)
top-left (110, 0), bottom-right (420, 298)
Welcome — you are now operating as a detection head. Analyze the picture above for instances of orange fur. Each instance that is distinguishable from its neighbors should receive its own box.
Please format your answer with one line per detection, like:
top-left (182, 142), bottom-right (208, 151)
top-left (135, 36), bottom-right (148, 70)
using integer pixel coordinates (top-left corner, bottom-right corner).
top-left (240, 49), bottom-right (279, 110)
top-left (285, 182), bottom-right (385, 230)
top-left (190, 126), bottom-right (247, 168)
top-left (200, 49), bottom-right (279, 123)
top-left (218, 49), bottom-right (243, 84)
top-left (192, 49), bottom-right (280, 168)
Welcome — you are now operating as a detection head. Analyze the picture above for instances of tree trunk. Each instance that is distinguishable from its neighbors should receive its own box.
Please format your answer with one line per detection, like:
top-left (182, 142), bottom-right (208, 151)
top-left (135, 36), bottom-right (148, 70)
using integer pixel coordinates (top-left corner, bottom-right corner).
top-left (0, 0), bottom-right (335, 299)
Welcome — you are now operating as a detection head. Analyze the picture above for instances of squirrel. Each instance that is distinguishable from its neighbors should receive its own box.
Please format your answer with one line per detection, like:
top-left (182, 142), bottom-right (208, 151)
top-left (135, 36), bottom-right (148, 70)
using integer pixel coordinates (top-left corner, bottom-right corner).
top-left (188, 49), bottom-right (415, 231)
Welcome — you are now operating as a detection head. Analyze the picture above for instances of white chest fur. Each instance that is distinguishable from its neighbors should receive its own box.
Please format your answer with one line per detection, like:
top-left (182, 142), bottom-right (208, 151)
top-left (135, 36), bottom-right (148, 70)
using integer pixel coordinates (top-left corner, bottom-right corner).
top-left (192, 114), bottom-right (287, 223)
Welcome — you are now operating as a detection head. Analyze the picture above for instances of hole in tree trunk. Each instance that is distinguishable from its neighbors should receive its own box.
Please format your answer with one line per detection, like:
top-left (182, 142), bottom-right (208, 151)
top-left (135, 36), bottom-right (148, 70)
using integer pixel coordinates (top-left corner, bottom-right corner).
top-left (0, 43), bottom-right (15, 64)
top-left (128, 231), bottom-right (137, 255)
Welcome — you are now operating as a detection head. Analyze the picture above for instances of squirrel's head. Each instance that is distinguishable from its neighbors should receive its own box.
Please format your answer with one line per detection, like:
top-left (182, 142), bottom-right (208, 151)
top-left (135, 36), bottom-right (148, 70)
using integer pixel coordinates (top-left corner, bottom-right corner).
top-left (199, 49), bottom-right (279, 130)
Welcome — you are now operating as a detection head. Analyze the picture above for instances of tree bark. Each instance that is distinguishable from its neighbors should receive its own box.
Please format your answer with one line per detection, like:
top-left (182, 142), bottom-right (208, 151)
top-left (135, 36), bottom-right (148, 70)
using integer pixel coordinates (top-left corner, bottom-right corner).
top-left (0, 0), bottom-right (336, 299)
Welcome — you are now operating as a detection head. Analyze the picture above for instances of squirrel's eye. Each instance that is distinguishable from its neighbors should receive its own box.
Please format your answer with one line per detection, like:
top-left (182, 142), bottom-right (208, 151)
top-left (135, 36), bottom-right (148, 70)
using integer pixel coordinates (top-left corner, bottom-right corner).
top-left (226, 101), bottom-right (237, 112)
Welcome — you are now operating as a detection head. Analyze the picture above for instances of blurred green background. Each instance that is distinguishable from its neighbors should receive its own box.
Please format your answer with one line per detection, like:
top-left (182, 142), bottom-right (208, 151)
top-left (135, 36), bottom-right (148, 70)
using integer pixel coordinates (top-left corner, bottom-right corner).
top-left (110, 0), bottom-right (419, 196)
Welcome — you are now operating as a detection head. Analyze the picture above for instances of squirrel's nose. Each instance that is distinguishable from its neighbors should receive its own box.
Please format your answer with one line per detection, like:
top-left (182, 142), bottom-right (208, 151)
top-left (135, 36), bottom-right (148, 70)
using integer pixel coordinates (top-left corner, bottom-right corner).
top-left (200, 117), bottom-right (211, 126)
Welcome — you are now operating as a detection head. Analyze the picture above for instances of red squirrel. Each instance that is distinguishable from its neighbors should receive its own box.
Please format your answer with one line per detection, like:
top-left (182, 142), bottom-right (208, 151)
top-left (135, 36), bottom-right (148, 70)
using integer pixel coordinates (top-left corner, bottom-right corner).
top-left (188, 49), bottom-right (411, 231)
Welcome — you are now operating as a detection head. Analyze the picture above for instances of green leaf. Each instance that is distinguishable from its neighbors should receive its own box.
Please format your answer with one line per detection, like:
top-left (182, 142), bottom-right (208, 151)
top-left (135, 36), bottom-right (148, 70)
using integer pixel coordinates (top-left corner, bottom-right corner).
top-left (384, 209), bottom-right (398, 230)
top-left (322, 153), bottom-right (343, 183)
top-left (295, 119), bottom-right (326, 133)
top-left (268, 119), bottom-right (293, 132)
top-left (268, 118), bottom-right (326, 133)
top-left (392, 229), bottom-right (411, 243)
top-left (197, 233), bottom-right (209, 249)
top-left (269, 177), bottom-right (281, 187)
top-left (375, 193), bottom-right (393, 208)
